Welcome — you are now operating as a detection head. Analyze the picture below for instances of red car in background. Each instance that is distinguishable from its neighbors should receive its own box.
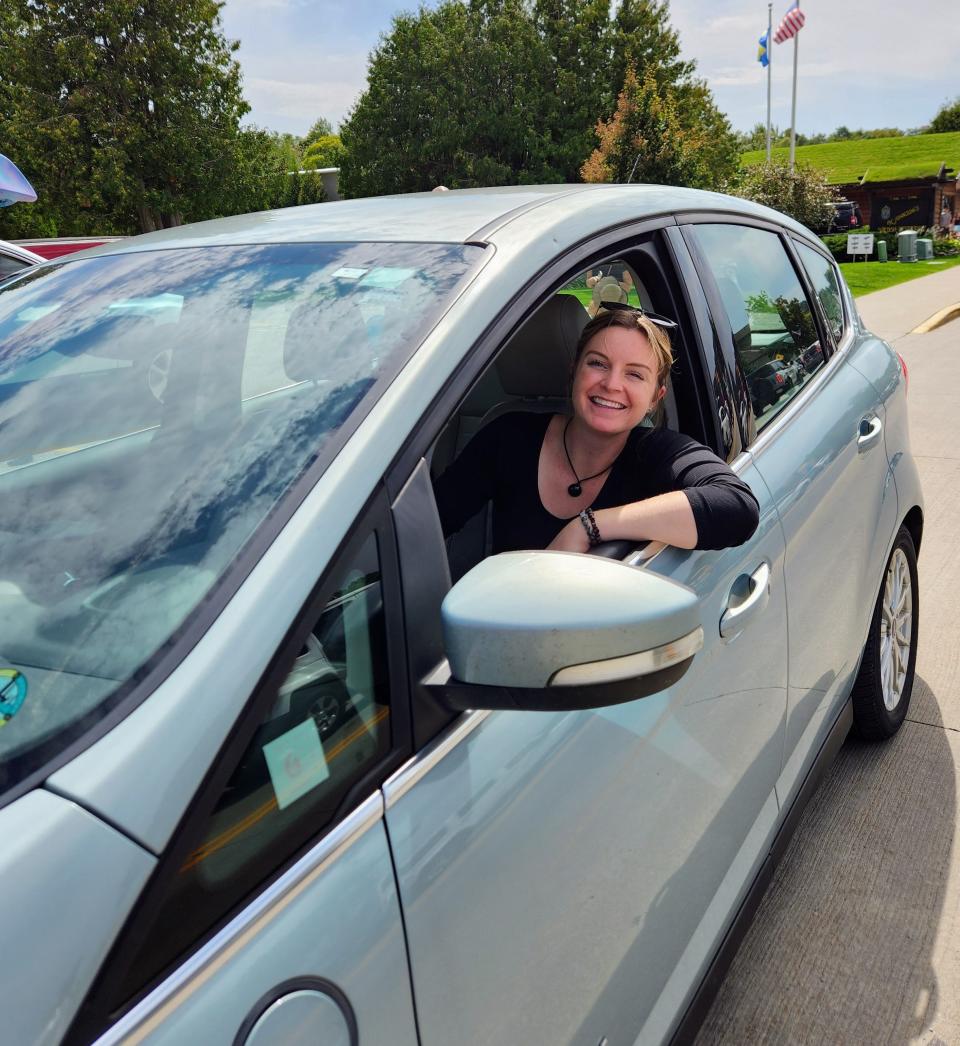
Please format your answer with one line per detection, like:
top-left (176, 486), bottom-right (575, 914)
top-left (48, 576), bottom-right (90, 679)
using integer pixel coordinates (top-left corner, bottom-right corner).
top-left (12, 236), bottom-right (124, 261)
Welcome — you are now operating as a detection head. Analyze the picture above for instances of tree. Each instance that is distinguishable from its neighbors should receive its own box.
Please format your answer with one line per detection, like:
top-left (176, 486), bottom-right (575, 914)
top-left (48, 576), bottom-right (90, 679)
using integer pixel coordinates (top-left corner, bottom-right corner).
top-left (730, 160), bottom-right (840, 231)
top-left (342, 0), bottom-right (737, 196)
top-left (340, 0), bottom-right (557, 197)
top-left (1, 0), bottom-right (248, 234)
top-left (302, 116), bottom-right (334, 147)
top-left (929, 97), bottom-right (960, 133)
top-left (303, 134), bottom-right (345, 170)
top-left (532, 0), bottom-right (612, 181)
top-left (581, 66), bottom-right (718, 188)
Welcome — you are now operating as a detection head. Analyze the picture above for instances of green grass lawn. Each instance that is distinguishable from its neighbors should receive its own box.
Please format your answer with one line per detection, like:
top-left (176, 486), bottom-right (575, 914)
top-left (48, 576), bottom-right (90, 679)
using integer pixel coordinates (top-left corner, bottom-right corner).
top-left (741, 131), bottom-right (960, 185)
top-left (839, 255), bottom-right (960, 296)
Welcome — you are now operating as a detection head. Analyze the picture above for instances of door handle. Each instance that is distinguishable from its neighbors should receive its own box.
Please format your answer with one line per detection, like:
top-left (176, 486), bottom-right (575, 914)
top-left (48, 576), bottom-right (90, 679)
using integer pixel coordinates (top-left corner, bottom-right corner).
top-left (720, 562), bottom-right (771, 639)
top-left (857, 414), bottom-right (883, 452)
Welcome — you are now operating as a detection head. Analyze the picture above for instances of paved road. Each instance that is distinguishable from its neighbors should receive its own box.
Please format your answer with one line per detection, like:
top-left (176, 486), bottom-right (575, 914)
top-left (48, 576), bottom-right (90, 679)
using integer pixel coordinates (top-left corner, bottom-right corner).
top-left (695, 267), bottom-right (960, 1046)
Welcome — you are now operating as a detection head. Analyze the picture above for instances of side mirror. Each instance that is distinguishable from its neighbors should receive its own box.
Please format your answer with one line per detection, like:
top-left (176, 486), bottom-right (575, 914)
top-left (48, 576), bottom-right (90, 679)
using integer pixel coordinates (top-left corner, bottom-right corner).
top-left (427, 551), bottom-right (702, 712)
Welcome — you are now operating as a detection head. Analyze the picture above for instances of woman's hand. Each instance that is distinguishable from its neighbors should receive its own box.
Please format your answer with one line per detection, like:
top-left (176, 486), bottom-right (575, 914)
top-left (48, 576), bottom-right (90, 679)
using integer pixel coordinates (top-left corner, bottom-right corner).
top-left (547, 518), bottom-right (591, 554)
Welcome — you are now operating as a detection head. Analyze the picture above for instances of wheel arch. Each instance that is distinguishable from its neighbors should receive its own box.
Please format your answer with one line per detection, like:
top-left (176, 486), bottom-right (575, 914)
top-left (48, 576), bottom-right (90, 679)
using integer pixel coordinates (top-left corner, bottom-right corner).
top-left (902, 504), bottom-right (924, 556)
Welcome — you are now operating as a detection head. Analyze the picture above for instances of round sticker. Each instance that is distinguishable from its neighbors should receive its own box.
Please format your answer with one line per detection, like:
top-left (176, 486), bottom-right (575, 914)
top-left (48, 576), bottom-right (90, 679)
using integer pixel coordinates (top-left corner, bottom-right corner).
top-left (0, 669), bottom-right (27, 727)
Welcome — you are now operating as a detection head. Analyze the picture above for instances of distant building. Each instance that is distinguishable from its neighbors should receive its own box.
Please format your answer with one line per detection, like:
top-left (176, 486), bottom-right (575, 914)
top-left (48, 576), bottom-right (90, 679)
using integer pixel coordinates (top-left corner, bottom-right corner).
top-left (837, 167), bottom-right (955, 233)
top-left (741, 133), bottom-right (960, 231)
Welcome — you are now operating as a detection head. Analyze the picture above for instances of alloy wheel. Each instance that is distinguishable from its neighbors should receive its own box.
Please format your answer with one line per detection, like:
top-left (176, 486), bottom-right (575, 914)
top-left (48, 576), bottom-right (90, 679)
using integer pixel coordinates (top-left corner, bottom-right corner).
top-left (880, 547), bottom-right (913, 711)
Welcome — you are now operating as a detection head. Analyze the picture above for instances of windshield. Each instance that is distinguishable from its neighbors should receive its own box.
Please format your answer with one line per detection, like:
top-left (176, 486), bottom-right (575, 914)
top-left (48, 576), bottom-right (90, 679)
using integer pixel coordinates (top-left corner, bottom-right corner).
top-left (0, 242), bottom-right (482, 793)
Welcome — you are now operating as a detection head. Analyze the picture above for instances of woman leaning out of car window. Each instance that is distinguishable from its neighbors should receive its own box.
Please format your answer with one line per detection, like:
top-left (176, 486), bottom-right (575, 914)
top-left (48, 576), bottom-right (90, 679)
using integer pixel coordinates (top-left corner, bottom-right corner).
top-left (434, 306), bottom-right (760, 556)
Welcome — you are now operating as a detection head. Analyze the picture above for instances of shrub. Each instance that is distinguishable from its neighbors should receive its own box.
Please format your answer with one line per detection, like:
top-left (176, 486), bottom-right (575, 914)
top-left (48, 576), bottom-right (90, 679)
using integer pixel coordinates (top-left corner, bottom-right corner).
top-left (730, 160), bottom-right (840, 230)
top-left (933, 236), bottom-right (960, 256)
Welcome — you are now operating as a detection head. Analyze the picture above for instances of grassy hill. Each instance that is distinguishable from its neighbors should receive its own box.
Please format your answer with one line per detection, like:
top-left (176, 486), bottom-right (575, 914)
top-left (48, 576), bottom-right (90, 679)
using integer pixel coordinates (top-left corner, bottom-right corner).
top-left (741, 131), bottom-right (960, 184)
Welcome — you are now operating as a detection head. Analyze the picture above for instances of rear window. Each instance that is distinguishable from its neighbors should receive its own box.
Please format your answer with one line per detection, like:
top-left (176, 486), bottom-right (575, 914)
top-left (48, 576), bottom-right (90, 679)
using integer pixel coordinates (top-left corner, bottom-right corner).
top-left (0, 242), bottom-right (482, 793)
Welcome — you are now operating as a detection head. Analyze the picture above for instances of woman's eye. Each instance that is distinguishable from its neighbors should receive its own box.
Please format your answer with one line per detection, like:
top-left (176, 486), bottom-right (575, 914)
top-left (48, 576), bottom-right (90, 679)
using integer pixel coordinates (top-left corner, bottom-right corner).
top-left (587, 358), bottom-right (606, 369)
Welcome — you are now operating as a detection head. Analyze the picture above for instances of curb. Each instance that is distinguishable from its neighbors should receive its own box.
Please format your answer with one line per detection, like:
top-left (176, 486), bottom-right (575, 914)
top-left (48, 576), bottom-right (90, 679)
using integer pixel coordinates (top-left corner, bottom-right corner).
top-left (912, 303), bottom-right (960, 334)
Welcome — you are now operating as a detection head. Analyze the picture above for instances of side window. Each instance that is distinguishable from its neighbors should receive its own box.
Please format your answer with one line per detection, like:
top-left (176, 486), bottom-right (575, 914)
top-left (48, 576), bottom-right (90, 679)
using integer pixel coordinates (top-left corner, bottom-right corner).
top-left (794, 241), bottom-right (846, 346)
top-left (559, 259), bottom-right (645, 317)
top-left (113, 530), bottom-right (393, 1004)
top-left (0, 253), bottom-right (30, 279)
top-left (690, 224), bottom-right (826, 434)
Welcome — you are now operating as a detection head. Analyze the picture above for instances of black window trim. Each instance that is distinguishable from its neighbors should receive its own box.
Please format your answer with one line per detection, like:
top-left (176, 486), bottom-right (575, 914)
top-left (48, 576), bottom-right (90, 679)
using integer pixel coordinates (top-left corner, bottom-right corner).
top-left (662, 225), bottom-right (743, 462)
top-left (787, 234), bottom-right (851, 350)
top-left (68, 483), bottom-right (411, 1046)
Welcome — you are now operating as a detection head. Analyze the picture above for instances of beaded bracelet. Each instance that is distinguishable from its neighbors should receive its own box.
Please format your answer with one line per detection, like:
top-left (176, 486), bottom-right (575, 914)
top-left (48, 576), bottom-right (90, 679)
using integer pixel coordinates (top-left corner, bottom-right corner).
top-left (578, 507), bottom-right (602, 547)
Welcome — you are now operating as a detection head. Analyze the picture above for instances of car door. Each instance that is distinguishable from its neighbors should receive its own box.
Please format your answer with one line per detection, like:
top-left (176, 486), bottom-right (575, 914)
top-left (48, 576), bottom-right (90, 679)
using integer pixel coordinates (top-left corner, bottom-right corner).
top-left (682, 221), bottom-right (898, 806)
top-left (382, 234), bottom-right (789, 1046)
top-left (70, 501), bottom-right (419, 1046)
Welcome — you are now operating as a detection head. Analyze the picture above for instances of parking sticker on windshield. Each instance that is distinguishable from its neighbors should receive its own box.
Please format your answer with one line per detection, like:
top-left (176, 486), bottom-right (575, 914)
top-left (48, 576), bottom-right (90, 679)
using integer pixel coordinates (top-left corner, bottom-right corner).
top-left (263, 719), bottom-right (331, 810)
top-left (0, 668), bottom-right (27, 728)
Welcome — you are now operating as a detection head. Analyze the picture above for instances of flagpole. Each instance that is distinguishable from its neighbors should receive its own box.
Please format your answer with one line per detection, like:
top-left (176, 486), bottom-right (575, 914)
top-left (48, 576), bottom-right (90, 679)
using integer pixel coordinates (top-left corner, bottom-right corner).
top-left (766, 2), bottom-right (773, 160)
top-left (789, 30), bottom-right (798, 172)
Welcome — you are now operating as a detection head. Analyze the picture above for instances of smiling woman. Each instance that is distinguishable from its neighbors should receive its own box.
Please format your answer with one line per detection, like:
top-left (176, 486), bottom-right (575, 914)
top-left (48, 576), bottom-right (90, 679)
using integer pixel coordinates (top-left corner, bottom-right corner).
top-left (433, 305), bottom-right (760, 558)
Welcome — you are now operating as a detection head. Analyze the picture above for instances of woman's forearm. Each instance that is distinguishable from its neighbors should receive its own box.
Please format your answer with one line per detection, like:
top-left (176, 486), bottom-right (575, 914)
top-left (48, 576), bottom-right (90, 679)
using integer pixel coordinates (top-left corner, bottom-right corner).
top-left (594, 491), bottom-right (698, 549)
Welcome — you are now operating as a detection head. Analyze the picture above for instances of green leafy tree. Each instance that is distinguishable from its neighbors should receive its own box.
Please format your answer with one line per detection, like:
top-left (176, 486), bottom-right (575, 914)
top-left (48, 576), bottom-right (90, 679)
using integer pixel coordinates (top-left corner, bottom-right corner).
top-left (730, 159), bottom-right (840, 231)
top-left (341, 0), bottom-right (557, 196)
top-left (303, 134), bottom-right (345, 169)
top-left (342, 0), bottom-right (737, 196)
top-left (302, 116), bottom-right (335, 147)
top-left (581, 66), bottom-right (713, 187)
top-left (930, 97), bottom-right (960, 133)
top-left (1, 0), bottom-right (248, 235)
top-left (532, 0), bottom-right (611, 181)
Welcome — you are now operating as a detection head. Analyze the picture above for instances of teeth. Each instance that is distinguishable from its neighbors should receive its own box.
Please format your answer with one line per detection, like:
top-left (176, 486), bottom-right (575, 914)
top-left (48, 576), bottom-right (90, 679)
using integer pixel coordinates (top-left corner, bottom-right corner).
top-left (591, 396), bottom-right (626, 409)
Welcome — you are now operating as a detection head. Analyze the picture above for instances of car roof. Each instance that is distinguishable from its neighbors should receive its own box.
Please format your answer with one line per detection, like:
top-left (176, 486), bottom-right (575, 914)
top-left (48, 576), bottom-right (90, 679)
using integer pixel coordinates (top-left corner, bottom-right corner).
top-left (63, 184), bottom-right (819, 261)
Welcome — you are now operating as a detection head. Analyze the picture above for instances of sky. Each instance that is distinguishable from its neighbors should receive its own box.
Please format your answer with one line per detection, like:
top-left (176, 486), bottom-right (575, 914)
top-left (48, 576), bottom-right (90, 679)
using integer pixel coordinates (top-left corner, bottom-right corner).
top-left (219, 0), bottom-right (956, 139)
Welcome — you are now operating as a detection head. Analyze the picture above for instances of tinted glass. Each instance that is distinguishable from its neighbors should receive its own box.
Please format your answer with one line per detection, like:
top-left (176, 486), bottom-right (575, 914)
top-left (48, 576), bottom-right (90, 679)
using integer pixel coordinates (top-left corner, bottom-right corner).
top-left (0, 253), bottom-right (31, 279)
top-left (116, 531), bottom-right (391, 1000)
top-left (795, 241), bottom-right (845, 345)
top-left (691, 224), bottom-right (826, 435)
top-left (0, 243), bottom-right (480, 792)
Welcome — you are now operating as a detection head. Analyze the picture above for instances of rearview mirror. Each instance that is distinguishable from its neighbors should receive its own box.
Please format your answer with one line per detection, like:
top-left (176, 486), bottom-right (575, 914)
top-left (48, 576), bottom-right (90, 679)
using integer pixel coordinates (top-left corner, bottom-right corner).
top-left (427, 551), bottom-right (702, 712)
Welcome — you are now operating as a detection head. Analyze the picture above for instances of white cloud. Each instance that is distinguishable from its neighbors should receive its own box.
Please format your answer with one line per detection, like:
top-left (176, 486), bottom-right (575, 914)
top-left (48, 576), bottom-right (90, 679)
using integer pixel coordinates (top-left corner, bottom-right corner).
top-left (223, 0), bottom-right (960, 137)
top-left (248, 74), bottom-right (364, 123)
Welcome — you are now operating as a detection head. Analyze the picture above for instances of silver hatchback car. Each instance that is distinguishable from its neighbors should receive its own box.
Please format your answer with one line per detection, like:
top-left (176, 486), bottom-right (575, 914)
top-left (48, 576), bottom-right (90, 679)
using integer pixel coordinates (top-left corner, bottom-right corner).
top-left (0, 185), bottom-right (921, 1046)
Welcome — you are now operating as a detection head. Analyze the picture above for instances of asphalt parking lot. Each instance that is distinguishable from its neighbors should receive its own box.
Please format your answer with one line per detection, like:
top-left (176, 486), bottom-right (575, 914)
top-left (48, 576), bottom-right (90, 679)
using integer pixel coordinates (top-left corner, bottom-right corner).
top-left (696, 266), bottom-right (960, 1046)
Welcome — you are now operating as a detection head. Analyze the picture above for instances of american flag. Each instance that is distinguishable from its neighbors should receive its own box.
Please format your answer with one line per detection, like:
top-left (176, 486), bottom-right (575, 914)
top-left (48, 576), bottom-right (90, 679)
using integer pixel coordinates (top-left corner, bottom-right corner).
top-left (773, 0), bottom-right (805, 43)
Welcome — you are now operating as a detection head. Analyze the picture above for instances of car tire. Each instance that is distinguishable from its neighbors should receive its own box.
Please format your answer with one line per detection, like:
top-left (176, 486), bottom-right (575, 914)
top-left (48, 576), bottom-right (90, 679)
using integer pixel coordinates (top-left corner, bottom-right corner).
top-left (851, 526), bottom-right (919, 740)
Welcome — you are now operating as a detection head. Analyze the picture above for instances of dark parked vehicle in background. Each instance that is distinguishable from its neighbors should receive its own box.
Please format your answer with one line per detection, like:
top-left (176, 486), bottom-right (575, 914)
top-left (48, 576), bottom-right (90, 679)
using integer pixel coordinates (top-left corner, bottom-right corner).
top-left (827, 200), bottom-right (864, 233)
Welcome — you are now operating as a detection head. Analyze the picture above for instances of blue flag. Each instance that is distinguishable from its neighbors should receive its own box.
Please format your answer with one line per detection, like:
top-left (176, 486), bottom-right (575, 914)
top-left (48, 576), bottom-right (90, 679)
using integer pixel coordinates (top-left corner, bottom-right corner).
top-left (757, 31), bottom-right (769, 67)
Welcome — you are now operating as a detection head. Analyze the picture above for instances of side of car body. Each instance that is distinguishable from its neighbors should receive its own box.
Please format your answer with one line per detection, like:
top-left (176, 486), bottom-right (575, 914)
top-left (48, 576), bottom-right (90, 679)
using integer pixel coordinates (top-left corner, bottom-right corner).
top-left (0, 185), bottom-right (921, 1046)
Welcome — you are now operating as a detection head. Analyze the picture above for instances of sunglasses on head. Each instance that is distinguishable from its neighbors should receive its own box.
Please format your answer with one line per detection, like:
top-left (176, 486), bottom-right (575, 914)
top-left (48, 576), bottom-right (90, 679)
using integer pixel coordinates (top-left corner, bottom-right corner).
top-left (598, 300), bottom-right (679, 330)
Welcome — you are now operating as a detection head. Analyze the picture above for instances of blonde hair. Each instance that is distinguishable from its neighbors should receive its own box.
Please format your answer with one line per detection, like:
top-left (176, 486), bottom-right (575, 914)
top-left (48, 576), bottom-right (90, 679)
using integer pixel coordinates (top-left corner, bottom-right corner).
top-left (574, 309), bottom-right (673, 388)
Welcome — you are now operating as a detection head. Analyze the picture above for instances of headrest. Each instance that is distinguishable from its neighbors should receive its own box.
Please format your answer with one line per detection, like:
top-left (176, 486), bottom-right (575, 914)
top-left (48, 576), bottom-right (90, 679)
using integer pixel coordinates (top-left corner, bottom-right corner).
top-left (496, 294), bottom-right (587, 397)
top-left (283, 295), bottom-right (370, 384)
top-left (591, 276), bottom-right (628, 309)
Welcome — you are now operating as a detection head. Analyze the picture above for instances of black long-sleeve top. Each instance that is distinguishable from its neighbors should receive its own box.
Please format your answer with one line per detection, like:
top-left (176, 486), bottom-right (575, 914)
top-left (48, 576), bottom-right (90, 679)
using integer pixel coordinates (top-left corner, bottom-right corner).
top-left (434, 413), bottom-right (759, 553)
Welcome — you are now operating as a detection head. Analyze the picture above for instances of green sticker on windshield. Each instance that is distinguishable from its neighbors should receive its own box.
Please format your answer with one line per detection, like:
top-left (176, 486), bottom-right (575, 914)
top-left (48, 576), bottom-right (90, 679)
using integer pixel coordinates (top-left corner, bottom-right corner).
top-left (0, 669), bottom-right (27, 727)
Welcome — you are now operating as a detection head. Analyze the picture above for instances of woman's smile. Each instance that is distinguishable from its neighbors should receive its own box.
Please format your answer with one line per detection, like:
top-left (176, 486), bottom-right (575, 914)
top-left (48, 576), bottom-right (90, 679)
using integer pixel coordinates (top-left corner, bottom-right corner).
top-left (572, 325), bottom-right (663, 434)
top-left (589, 394), bottom-right (627, 411)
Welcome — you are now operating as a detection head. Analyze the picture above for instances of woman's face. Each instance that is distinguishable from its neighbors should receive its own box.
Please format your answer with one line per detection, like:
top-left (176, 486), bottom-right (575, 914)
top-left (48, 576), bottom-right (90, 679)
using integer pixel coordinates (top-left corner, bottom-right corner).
top-left (571, 324), bottom-right (664, 436)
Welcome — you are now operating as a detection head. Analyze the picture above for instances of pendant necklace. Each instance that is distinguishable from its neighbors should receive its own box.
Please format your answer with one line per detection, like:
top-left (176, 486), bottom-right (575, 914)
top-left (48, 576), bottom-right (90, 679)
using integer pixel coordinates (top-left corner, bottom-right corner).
top-left (562, 418), bottom-right (619, 498)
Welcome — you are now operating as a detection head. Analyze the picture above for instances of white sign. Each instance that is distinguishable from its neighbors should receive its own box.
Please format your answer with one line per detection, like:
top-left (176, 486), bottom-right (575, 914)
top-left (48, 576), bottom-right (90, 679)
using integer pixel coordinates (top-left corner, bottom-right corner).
top-left (847, 233), bottom-right (875, 255)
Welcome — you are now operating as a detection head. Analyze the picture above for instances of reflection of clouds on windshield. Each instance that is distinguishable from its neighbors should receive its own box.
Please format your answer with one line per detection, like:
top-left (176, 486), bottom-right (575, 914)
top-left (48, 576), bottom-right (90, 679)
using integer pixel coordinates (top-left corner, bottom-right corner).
top-left (0, 241), bottom-right (480, 701)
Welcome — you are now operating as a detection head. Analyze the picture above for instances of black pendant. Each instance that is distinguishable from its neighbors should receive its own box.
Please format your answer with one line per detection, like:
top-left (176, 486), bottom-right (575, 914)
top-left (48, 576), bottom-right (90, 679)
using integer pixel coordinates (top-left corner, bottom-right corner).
top-left (568, 482), bottom-right (582, 498)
